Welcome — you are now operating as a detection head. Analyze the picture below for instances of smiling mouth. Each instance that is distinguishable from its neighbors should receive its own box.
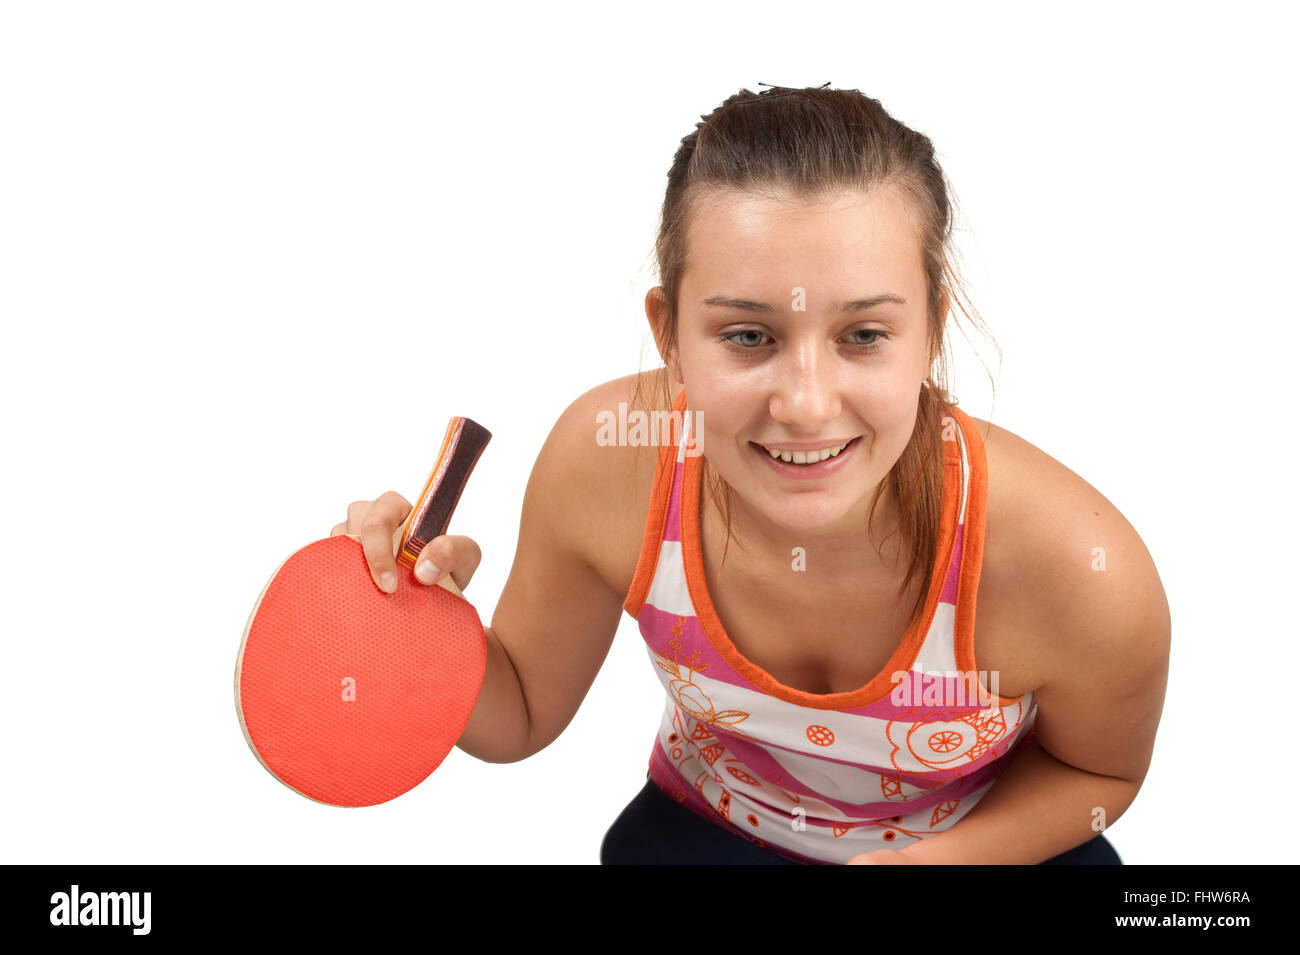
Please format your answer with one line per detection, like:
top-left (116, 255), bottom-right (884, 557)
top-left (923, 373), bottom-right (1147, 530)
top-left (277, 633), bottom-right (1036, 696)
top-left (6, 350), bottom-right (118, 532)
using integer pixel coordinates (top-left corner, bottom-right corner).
top-left (750, 436), bottom-right (861, 465)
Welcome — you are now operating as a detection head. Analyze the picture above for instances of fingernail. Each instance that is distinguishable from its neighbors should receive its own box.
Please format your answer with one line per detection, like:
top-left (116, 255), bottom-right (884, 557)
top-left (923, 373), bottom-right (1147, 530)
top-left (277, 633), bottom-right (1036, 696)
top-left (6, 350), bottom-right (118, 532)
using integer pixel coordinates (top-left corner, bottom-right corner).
top-left (415, 560), bottom-right (439, 584)
top-left (381, 571), bottom-right (397, 593)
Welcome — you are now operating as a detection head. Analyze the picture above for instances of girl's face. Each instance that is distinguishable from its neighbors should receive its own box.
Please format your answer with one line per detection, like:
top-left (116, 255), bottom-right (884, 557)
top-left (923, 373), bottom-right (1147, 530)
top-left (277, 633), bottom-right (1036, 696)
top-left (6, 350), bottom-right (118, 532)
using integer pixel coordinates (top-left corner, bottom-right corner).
top-left (648, 184), bottom-right (938, 551)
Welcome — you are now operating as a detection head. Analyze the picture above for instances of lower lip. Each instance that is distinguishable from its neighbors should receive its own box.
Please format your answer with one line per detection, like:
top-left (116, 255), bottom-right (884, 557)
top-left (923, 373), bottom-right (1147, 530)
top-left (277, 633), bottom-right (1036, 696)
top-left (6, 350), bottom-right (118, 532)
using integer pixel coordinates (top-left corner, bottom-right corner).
top-left (750, 437), bottom-right (861, 480)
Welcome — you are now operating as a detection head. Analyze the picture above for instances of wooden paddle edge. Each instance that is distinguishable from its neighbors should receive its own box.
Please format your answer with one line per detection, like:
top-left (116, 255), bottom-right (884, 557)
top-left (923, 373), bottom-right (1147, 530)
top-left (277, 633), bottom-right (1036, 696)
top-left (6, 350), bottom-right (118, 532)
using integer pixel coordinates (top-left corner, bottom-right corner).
top-left (234, 543), bottom-right (343, 807)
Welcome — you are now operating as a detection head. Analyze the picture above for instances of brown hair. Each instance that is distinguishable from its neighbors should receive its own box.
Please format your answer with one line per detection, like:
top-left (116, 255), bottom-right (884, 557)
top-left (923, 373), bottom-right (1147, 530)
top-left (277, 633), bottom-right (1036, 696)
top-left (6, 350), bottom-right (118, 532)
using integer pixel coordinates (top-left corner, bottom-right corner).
top-left (632, 83), bottom-right (998, 632)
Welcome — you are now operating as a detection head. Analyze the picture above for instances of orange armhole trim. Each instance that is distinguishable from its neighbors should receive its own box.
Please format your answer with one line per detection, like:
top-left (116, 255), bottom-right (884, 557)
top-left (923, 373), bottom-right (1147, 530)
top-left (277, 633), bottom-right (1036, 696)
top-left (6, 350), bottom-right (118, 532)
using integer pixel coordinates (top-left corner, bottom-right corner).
top-left (622, 387), bottom-right (688, 618)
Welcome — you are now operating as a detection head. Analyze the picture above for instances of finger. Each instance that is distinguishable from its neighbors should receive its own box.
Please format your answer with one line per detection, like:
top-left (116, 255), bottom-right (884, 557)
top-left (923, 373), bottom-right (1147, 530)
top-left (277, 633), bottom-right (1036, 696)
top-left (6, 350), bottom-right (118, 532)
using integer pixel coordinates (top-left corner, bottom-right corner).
top-left (358, 491), bottom-right (412, 593)
top-left (346, 501), bottom-right (371, 535)
top-left (412, 534), bottom-right (482, 593)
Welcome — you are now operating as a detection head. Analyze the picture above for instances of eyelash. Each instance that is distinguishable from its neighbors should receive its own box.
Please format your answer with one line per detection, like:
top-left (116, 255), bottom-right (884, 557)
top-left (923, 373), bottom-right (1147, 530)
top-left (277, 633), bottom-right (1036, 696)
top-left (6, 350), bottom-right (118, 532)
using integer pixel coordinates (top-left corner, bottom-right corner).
top-left (716, 329), bottom-right (889, 354)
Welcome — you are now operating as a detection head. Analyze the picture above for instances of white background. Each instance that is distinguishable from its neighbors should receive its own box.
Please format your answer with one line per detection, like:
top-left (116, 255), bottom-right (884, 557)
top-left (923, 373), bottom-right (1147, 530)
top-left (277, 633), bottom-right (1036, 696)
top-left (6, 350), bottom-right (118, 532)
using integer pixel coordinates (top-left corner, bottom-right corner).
top-left (2, 0), bottom-right (1295, 865)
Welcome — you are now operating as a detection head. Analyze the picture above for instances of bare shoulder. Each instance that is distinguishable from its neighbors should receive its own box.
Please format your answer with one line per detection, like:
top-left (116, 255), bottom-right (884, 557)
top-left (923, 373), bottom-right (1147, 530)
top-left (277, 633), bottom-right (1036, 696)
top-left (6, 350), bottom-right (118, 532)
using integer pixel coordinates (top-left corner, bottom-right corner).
top-left (962, 412), bottom-right (1170, 690)
top-left (538, 368), bottom-right (677, 601)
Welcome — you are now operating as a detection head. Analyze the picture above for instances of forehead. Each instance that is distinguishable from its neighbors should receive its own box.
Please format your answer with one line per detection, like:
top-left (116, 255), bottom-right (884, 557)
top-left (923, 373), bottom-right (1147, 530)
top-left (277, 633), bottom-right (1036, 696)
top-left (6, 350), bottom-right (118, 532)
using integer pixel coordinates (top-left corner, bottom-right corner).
top-left (682, 183), bottom-right (925, 295)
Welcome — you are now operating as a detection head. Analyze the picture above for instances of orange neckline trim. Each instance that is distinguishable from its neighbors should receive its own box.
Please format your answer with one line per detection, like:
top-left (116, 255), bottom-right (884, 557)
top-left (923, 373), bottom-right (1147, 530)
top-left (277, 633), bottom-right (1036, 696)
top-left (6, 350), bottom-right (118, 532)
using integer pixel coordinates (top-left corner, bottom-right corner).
top-left (682, 397), bottom-right (960, 710)
top-left (621, 388), bottom-right (1019, 709)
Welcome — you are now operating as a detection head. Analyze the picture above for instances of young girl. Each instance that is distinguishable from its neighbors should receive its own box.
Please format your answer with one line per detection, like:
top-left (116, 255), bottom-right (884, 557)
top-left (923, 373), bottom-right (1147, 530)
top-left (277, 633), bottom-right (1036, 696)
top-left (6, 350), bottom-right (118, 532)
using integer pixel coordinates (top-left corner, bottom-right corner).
top-left (333, 85), bottom-right (1170, 865)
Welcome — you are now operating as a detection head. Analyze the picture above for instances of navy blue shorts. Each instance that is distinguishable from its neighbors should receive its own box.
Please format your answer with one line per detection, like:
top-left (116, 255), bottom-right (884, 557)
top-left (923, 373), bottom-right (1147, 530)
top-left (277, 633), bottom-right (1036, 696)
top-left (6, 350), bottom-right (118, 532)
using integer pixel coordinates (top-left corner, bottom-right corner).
top-left (600, 776), bottom-right (1122, 865)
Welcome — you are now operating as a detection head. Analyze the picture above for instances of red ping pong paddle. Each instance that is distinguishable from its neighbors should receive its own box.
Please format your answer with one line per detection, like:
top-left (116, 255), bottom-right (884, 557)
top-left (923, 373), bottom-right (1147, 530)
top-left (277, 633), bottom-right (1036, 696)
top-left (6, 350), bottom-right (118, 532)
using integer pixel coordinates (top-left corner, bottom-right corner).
top-left (235, 416), bottom-right (491, 807)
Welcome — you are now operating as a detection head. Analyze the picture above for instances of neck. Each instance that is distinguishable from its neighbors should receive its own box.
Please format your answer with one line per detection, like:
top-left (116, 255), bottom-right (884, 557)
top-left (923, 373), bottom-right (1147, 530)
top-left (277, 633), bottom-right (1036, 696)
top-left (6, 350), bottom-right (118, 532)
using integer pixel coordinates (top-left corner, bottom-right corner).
top-left (705, 463), bottom-right (908, 583)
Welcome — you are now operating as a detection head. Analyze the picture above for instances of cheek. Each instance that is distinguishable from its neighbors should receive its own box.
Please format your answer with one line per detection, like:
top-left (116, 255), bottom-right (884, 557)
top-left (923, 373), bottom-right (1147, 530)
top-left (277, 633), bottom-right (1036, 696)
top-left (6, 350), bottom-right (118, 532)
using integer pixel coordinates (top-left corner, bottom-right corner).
top-left (860, 364), bottom-right (923, 414)
top-left (697, 408), bottom-right (745, 456)
top-left (687, 383), bottom-right (755, 435)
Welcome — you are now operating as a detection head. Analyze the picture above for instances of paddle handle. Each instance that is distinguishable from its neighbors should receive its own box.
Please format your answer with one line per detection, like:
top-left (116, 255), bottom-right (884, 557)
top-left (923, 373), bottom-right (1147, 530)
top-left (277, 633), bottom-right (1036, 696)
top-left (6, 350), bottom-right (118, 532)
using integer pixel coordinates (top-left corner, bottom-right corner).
top-left (397, 417), bottom-right (492, 570)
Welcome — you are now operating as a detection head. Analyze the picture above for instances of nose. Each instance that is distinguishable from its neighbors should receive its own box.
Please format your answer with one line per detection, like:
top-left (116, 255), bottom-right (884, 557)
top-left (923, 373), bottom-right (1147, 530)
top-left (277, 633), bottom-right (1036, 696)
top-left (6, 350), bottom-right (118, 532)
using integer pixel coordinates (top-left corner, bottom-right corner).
top-left (767, 340), bottom-right (843, 434)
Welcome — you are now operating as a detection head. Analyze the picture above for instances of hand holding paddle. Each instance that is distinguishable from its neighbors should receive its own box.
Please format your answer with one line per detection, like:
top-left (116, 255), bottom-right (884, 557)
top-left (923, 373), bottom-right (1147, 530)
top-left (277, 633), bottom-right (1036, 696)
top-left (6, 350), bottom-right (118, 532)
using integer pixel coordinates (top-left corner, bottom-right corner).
top-left (330, 493), bottom-right (482, 600)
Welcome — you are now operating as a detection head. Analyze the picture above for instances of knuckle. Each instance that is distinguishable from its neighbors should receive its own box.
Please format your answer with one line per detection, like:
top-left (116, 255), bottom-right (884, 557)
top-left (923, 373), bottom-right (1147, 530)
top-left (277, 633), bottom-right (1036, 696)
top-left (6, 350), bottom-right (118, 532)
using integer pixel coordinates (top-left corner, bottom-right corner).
top-left (376, 490), bottom-right (411, 513)
top-left (359, 513), bottom-right (390, 534)
top-left (419, 538), bottom-right (451, 567)
top-left (445, 534), bottom-right (480, 564)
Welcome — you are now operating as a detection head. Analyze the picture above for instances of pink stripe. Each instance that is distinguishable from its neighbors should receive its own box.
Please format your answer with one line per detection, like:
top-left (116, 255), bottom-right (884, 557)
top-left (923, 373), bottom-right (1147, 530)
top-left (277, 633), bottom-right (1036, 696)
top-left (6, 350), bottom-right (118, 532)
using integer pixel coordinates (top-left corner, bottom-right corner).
top-left (638, 604), bottom-right (752, 693)
top-left (662, 462), bottom-right (683, 543)
top-left (695, 721), bottom-right (1021, 818)
top-left (866, 669), bottom-right (1007, 719)
top-left (939, 522), bottom-right (965, 604)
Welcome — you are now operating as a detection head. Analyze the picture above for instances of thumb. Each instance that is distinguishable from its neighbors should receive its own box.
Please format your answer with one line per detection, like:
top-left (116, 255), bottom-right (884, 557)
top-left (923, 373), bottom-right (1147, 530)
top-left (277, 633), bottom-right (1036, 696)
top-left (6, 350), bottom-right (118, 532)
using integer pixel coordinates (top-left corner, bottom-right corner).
top-left (412, 534), bottom-right (481, 595)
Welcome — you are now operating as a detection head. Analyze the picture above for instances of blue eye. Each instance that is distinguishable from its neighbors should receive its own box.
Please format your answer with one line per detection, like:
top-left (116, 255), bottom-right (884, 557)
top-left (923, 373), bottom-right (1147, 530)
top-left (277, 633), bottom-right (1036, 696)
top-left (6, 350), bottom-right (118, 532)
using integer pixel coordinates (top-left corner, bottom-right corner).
top-left (716, 329), bottom-right (889, 353)
top-left (718, 329), bottom-right (771, 349)
top-left (844, 329), bottom-right (888, 351)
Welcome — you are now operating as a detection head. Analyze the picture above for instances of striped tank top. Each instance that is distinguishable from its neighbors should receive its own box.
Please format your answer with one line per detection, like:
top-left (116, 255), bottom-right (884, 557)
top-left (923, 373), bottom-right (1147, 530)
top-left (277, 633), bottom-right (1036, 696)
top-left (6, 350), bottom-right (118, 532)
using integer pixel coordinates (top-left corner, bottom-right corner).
top-left (622, 388), bottom-right (1038, 864)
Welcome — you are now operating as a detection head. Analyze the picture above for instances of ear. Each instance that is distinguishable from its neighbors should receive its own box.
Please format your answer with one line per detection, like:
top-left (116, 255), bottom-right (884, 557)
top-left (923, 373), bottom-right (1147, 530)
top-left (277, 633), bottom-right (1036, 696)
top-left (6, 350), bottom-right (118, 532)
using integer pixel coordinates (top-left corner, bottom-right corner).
top-left (645, 286), bottom-right (682, 382)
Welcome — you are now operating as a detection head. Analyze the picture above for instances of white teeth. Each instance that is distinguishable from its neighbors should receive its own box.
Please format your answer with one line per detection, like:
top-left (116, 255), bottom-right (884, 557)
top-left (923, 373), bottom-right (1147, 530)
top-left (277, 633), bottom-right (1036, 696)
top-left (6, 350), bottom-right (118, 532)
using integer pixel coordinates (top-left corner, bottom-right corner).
top-left (762, 440), bottom-right (850, 464)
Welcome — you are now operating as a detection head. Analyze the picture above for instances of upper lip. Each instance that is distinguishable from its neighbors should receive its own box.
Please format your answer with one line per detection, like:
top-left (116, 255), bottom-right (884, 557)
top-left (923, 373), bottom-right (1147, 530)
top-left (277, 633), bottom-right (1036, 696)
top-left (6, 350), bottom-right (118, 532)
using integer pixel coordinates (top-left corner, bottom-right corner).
top-left (752, 437), bottom-right (858, 451)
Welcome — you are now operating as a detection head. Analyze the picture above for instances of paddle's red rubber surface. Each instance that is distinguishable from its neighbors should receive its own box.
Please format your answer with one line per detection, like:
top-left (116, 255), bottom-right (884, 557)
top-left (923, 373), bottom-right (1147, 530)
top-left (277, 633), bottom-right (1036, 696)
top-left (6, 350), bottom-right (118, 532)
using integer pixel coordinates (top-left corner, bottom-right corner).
top-left (237, 534), bottom-right (486, 807)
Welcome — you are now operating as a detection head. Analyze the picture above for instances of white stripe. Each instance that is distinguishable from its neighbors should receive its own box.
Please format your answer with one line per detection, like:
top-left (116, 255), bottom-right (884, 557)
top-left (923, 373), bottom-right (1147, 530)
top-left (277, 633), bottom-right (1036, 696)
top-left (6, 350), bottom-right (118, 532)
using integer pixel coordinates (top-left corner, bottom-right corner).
top-left (910, 601), bottom-right (957, 674)
top-left (643, 540), bottom-right (695, 617)
top-left (951, 412), bottom-right (971, 526)
top-left (676, 408), bottom-right (692, 464)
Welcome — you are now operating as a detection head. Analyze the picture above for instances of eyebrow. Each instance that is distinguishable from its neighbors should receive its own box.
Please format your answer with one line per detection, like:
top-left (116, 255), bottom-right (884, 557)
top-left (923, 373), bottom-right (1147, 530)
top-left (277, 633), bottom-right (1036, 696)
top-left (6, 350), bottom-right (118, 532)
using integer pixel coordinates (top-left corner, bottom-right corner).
top-left (702, 293), bottom-right (906, 313)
